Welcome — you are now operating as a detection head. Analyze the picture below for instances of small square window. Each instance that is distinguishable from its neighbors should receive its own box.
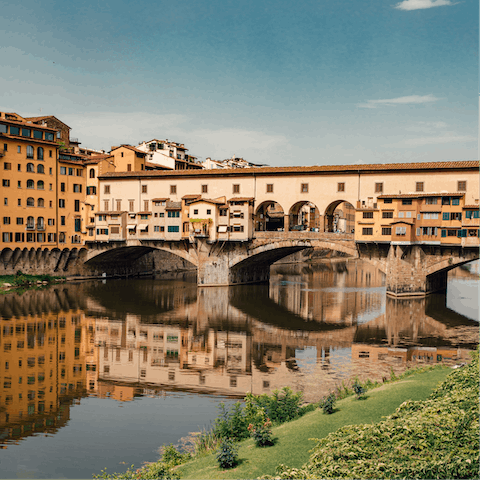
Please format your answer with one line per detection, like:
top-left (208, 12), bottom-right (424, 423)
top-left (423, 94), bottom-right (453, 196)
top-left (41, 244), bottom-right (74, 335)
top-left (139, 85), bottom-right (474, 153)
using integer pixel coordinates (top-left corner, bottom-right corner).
top-left (232, 184), bottom-right (240, 194)
top-left (337, 183), bottom-right (345, 192)
top-left (301, 183), bottom-right (308, 193)
top-left (457, 181), bottom-right (466, 192)
top-left (375, 183), bottom-right (383, 193)
top-left (266, 184), bottom-right (274, 193)
top-left (170, 185), bottom-right (177, 195)
top-left (104, 185), bottom-right (110, 194)
top-left (202, 185), bottom-right (208, 194)
top-left (415, 182), bottom-right (424, 192)
top-left (142, 185), bottom-right (147, 193)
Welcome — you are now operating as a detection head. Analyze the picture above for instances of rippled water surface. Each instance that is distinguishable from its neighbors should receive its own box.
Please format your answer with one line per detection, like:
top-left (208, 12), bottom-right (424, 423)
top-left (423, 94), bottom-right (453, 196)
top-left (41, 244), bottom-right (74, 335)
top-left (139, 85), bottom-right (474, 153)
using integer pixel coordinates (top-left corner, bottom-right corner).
top-left (0, 259), bottom-right (478, 478)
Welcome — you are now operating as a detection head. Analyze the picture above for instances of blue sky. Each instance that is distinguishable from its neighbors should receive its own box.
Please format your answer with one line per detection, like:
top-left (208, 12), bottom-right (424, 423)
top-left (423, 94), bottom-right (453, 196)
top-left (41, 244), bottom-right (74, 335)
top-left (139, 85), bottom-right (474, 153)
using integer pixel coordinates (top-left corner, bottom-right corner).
top-left (1, 0), bottom-right (477, 166)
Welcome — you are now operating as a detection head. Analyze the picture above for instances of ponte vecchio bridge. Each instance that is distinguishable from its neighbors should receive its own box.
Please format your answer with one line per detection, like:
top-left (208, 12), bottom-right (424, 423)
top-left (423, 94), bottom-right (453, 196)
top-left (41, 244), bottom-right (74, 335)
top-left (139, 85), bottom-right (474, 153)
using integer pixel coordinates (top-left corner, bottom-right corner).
top-left (1, 160), bottom-right (478, 296)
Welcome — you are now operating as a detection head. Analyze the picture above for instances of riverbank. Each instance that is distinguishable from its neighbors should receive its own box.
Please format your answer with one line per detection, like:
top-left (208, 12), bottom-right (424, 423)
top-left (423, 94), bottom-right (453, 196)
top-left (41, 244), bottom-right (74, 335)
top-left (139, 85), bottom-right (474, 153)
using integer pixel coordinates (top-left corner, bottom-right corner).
top-left (176, 365), bottom-right (457, 479)
top-left (0, 272), bottom-right (65, 293)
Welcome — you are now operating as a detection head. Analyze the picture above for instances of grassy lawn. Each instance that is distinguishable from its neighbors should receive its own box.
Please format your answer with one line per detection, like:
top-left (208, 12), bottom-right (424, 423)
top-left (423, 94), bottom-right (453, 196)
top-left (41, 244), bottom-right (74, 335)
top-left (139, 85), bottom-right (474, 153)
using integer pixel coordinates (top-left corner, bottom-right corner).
top-left (177, 367), bottom-right (451, 479)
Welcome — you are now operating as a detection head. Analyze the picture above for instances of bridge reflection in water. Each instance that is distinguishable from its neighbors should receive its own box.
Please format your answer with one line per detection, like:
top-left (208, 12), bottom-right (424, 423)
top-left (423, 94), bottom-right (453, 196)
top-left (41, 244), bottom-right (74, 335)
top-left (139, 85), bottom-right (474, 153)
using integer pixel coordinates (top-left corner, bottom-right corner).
top-left (0, 259), bottom-right (477, 446)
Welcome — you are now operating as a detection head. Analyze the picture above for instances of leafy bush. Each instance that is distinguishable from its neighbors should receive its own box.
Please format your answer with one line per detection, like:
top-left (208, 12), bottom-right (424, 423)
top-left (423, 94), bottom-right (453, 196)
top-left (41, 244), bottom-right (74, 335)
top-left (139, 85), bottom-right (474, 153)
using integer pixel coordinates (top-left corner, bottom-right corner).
top-left (271, 350), bottom-right (480, 480)
top-left (248, 418), bottom-right (274, 447)
top-left (216, 439), bottom-right (238, 469)
top-left (160, 444), bottom-right (191, 467)
top-left (320, 393), bottom-right (336, 414)
top-left (93, 462), bottom-right (179, 479)
top-left (213, 402), bottom-right (249, 441)
top-left (352, 380), bottom-right (366, 399)
top-left (192, 428), bottom-right (221, 456)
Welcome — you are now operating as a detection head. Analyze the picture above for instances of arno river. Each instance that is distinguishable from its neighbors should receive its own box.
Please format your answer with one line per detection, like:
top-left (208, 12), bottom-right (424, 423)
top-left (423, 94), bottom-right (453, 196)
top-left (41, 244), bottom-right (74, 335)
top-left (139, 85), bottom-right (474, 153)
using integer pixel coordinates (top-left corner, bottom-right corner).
top-left (0, 259), bottom-right (478, 479)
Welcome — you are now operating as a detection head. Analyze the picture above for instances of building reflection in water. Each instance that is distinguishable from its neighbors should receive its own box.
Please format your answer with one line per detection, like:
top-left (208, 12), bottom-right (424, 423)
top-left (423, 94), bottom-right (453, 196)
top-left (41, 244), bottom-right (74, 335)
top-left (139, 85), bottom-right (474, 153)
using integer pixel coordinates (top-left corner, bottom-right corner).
top-left (0, 260), bottom-right (477, 445)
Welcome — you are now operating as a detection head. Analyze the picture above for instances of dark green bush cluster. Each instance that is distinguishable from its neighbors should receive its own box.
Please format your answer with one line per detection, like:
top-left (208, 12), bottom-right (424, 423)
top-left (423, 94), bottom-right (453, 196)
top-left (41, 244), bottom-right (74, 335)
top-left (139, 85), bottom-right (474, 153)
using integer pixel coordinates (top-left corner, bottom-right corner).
top-left (248, 387), bottom-right (304, 424)
top-left (271, 350), bottom-right (480, 480)
top-left (319, 393), bottom-right (336, 414)
top-left (352, 380), bottom-right (366, 399)
top-left (248, 418), bottom-right (274, 447)
top-left (216, 439), bottom-right (238, 469)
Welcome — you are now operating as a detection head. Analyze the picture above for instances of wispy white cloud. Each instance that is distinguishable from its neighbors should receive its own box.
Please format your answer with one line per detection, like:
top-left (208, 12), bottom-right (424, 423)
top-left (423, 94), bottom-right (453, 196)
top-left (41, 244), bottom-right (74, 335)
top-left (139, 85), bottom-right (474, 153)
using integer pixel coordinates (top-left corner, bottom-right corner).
top-left (357, 94), bottom-right (440, 109)
top-left (404, 121), bottom-right (448, 133)
top-left (393, 0), bottom-right (458, 11)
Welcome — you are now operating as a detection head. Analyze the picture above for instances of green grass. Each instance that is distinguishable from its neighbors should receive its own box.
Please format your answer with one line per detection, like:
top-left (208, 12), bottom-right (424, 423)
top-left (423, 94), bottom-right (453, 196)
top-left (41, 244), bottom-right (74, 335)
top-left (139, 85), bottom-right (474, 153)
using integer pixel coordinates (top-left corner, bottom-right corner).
top-left (177, 367), bottom-right (451, 479)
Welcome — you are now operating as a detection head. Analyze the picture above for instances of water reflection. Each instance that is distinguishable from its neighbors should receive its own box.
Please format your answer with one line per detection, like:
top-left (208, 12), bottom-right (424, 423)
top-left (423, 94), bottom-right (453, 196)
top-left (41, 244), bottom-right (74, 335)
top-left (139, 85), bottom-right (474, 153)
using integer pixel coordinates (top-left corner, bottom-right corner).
top-left (0, 260), bottom-right (477, 448)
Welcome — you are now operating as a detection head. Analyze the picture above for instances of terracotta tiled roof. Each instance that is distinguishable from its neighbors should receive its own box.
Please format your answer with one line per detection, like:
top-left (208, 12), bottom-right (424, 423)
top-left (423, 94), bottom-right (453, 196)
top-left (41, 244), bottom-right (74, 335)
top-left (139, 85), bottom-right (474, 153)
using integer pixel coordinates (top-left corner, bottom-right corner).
top-left (228, 197), bottom-right (255, 202)
top-left (82, 155), bottom-right (113, 165)
top-left (97, 160), bottom-right (479, 180)
top-left (182, 194), bottom-right (202, 200)
top-left (378, 192), bottom-right (465, 198)
top-left (137, 211), bottom-right (152, 215)
top-left (145, 161), bottom-right (173, 170)
top-left (463, 205), bottom-right (480, 209)
top-left (24, 115), bottom-right (71, 129)
top-left (166, 201), bottom-right (182, 210)
top-left (189, 198), bottom-right (226, 205)
top-left (111, 145), bottom-right (146, 155)
top-left (95, 211), bottom-right (125, 215)
top-left (152, 198), bottom-right (169, 202)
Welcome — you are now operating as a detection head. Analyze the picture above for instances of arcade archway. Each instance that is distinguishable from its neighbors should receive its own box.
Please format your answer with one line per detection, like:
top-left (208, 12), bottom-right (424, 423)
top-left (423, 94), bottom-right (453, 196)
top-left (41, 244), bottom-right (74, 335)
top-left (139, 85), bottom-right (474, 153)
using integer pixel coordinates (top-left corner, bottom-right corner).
top-left (324, 200), bottom-right (356, 233)
top-left (288, 201), bottom-right (321, 231)
top-left (254, 201), bottom-right (285, 231)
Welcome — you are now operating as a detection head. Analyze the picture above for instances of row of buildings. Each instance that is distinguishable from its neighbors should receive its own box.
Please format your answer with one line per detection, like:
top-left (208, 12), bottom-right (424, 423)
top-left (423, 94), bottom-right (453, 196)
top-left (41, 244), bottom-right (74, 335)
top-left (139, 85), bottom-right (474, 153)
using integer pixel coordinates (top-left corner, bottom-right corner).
top-left (1, 110), bottom-right (479, 252)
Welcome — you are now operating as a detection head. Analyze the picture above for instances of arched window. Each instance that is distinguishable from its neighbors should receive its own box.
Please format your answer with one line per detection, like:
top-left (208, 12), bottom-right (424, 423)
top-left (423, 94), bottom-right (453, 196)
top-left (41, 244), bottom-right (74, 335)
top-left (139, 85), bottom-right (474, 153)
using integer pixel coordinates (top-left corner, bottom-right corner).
top-left (27, 216), bottom-right (35, 228)
top-left (37, 180), bottom-right (44, 190)
top-left (27, 179), bottom-right (34, 189)
top-left (59, 232), bottom-right (66, 243)
top-left (89, 168), bottom-right (95, 178)
top-left (37, 147), bottom-right (44, 160)
top-left (26, 163), bottom-right (34, 172)
top-left (27, 197), bottom-right (35, 207)
top-left (37, 164), bottom-right (44, 174)
top-left (37, 198), bottom-right (45, 207)
top-left (27, 145), bottom-right (34, 159)
top-left (37, 217), bottom-right (44, 228)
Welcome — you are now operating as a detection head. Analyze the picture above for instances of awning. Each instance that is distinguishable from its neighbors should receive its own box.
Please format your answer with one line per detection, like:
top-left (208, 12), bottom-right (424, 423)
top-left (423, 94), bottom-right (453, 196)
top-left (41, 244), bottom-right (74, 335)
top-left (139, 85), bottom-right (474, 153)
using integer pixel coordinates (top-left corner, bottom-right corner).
top-left (139, 225), bottom-right (148, 231)
top-left (127, 224), bottom-right (136, 230)
top-left (218, 225), bottom-right (228, 233)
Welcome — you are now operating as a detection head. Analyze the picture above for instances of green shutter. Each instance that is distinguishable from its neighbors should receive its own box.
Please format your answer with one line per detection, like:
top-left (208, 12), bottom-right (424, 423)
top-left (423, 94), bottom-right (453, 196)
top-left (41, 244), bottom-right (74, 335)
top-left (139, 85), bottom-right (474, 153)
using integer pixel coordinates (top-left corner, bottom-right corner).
top-left (441, 229), bottom-right (446, 238)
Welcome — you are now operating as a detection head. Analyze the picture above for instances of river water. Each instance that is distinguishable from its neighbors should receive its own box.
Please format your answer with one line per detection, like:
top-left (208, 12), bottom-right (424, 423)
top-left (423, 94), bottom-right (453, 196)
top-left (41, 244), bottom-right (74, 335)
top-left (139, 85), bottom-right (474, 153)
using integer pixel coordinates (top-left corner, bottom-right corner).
top-left (0, 259), bottom-right (478, 478)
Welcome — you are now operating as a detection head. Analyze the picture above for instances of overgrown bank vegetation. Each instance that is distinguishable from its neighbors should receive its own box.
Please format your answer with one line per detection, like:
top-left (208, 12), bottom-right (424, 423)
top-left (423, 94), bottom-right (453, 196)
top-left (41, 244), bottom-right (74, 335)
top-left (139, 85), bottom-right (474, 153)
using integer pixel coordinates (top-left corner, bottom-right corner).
top-left (0, 271), bottom-right (64, 292)
top-left (91, 356), bottom-right (478, 479)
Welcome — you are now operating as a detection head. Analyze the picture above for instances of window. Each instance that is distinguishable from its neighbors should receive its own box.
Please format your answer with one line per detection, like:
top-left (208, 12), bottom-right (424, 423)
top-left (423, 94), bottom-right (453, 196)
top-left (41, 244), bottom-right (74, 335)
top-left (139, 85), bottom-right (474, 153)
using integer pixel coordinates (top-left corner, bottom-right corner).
top-left (415, 182), bottom-right (424, 192)
top-left (26, 163), bottom-right (34, 172)
top-left (363, 212), bottom-right (374, 219)
top-left (170, 185), bottom-right (177, 195)
top-left (86, 186), bottom-right (97, 195)
top-left (168, 226), bottom-right (179, 232)
top-left (442, 197), bottom-right (450, 205)
top-left (395, 226), bottom-right (407, 235)
top-left (338, 182), bottom-right (345, 192)
top-left (37, 180), bottom-right (44, 190)
top-left (233, 184), bottom-right (240, 194)
top-left (154, 226), bottom-right (160, 232)
top-left (220, 209), bottom-right (227, 216)
top-left (0, 124), bottom-right (6, 134)
top-left (73, 184), bottom-right (82, 193)
top-left (127, 164), bottom-right (132, 171)
top-left (76, 168), bottom-right (82, 176)
top-left (4, 162), bottom-right (12, 170)
top-left (16, 217), bottom-right (23, 225)
top-left (110, 226), bottom-right (120, 234)
top-left (402, 199), bottom-right (412, 205)
top-left (37, 198), bottom-right (44, 207)
top-left (452, 198), bottom-right (460, 206)
top-left (68, 168), bottom-right (73, 176)
top-left (383, 198), bottom-right (392, 204)
top-left (60, 166), bottom-right (66, 175)
top-left (167, 211), bottom-right (180, 218)
top-left (206, 209), bottom-right (211, 215)
top-left (104, 185), bottom-right (110, 194)
top-left (382, 227), bottom-right (391, 235)
top-left (301, 183), bottom-right (308, 193)
top-left (89, 168), bottom-right (95, 178)
top-left (27, 197), bottom-right (34, 207)
top-left (142, 185), bottom-right (147, 193)
top-left (2, 232), bottom-right (12, 242)
top-left (362, 228), bottom-right (373, 235)
top-left (266, 184), bottom-right (274, 193)
top-left (193, 209), bottom-right (198, 215)
top-left (457, 181), bottom-right (466, 192)
top-left (375, 183), bottom-right (383, 193)
top-left (129, 200), bottom-right (134, 211)
top-left (37, 164), bottom-right (44, 174)
top-left (33, 130), bottom-right (43, 139)
top-left (140, 214), bottom-right (148, 219)
top-left (26, 145), bottom-right (34, 158)
top-left (425, 197), bottom-right (438, 205)
top-left (74, 200), bottom-right (80, 212)
top-left (382, 211), bottom-right (393, 218)
top-left (3, 217), bottom-right (10, 224)
top-left (103, 200), bottom-right (110, 211)
top-left (60, 216), bottom-right (66, 225)
top-left (37, 147), bottom-right (44, 160)
top-left (60, 182), bottom-right (65, 192)
top-left (59, 199), bottom-right (65, 208)
top-left (201, 184), bottom-right (208, 194)
top-left (143, 200), bottom-right (149, 211)
top-left (2, 179), bottom-right (9, 187)
top-left (116, 200), bottom-right (121, 210)
top-left (27, 179), bottom-right (34, 189)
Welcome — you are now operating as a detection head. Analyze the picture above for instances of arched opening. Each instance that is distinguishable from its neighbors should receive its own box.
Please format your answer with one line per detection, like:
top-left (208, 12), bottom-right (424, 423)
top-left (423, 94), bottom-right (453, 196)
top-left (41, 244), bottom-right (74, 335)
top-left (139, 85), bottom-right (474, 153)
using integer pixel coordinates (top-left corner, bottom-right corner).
top-left (89, 168), bottom-right (95, 179)
top-left (288, 201), bottom-right (321, 231)
top-left (37, 180), bottom-right (44, 190)
top-left (26, 163), bottom-right (34, 172)
top-left (37, 164), bottom-right (44, 174)
top-left (254, 201), bottom-right (285, 232)
top-left (324, 200), bottom-right (356, 233)
top-left (37, 147), bottom-right (44, 160)
top-left (37, 198), bottom-right (44, 207)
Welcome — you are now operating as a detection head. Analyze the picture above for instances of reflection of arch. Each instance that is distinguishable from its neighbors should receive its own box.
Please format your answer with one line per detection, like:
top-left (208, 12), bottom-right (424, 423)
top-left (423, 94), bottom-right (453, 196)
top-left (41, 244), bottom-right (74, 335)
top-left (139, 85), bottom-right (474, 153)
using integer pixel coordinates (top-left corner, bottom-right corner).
top-left (288, 201), bottom-right (321, 231)
top-left (324, 199), bottom-right (355, 233)
top-left (254, 201), bottom-right (285, 232)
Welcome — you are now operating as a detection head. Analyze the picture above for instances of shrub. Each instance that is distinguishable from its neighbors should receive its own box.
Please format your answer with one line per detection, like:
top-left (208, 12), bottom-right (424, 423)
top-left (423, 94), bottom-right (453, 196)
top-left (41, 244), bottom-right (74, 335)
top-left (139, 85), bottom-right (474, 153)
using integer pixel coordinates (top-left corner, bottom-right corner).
top-left (352, 380), bottom-right (366, 399)
top-left (213, 402), bottom-right (249, 442)
top-left (216, 439), bottom-right (238, 469)
top-left (320, 393), bottom-right (336, 414)
top-left (93, 462), bottom-right (179, 479)
top-left (248, 418), bottom-right (274, 447)
top-left (160, 444), bottom-right (191, 467)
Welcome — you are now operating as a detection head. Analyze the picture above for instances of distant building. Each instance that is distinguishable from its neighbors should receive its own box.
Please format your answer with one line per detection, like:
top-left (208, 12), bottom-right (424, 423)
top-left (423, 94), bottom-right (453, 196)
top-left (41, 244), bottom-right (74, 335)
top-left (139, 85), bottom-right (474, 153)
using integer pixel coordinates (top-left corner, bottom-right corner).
top-left (136, 139), bottom-right (203, 170)
top-left (202, 155), bottom-right (267, 169)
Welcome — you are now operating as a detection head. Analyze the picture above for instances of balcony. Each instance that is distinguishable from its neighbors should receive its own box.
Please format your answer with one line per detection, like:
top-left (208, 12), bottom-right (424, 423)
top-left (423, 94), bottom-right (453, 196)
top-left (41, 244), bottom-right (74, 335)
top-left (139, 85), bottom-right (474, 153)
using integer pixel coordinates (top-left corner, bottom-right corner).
top-left (26, 224), bottom-right (35, 230)
top-left (36, 224), bottom-right (45, 231)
